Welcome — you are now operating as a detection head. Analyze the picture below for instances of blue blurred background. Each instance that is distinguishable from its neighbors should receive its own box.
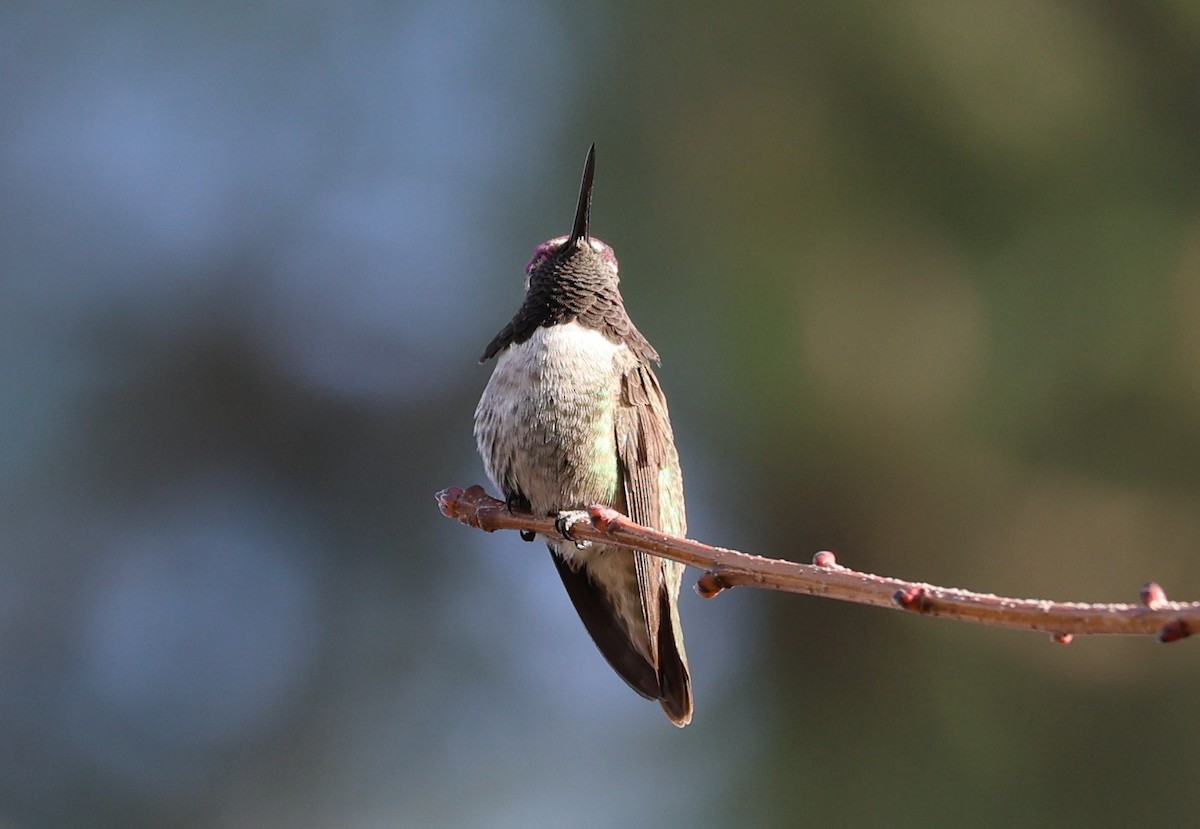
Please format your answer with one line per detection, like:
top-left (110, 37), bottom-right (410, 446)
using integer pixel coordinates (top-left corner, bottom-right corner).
top-left (3, 1), bottom-right (1200, 826)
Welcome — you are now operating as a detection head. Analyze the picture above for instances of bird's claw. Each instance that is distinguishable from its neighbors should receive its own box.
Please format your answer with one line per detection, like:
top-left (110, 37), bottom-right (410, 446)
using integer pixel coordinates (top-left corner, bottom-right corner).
top-left (555, 510), bottom-right (592, 550)
top-left (504, 492), bottom-right (536, 543)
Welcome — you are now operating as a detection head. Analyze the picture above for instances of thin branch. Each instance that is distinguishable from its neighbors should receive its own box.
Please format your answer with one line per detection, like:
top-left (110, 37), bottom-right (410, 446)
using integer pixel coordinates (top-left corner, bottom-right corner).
top-left (436, 484), bottom-right (1200, 643)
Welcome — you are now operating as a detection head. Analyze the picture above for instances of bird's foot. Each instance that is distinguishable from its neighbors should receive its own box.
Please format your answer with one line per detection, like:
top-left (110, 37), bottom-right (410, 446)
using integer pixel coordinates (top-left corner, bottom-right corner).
top-left (505, 491), bottom-right (536, 542)
top-left (554, 510), bottom-right (592, 550)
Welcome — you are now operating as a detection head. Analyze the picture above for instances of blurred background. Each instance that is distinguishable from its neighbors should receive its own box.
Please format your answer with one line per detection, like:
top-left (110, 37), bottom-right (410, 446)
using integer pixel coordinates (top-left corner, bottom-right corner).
top-left (3, 1), bottom-right (1200, 826)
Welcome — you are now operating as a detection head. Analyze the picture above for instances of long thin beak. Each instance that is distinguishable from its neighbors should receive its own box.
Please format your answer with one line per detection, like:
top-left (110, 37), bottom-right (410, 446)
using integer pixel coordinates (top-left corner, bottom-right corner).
top-left (566, 143), bottom-right (595, 249)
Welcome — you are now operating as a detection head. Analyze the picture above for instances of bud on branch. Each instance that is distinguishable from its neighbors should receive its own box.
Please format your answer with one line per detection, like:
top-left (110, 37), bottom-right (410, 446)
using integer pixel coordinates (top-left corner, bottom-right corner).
top-left (437, 484), bottom-right (1199, 643)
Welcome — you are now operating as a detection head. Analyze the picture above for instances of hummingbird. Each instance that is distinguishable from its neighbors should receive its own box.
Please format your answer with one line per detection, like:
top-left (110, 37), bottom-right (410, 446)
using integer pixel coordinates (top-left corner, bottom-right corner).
top-left (474, 145), bottom-right (693, 726)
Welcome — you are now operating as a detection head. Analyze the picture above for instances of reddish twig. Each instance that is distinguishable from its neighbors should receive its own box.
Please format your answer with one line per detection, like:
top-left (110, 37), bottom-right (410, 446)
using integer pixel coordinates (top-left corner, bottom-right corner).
top-left (436, 485), bottom-right (1200, 643)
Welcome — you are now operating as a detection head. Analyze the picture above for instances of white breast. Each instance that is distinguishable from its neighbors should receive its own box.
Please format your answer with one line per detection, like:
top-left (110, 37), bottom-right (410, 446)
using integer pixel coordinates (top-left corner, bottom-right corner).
top-left (474, 321), bottom-right (625, 518)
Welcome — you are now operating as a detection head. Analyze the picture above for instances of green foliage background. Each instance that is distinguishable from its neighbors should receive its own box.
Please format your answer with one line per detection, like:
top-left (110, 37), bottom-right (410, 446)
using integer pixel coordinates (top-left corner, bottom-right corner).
top-left (3, 1), bottom-right (1199, 826)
